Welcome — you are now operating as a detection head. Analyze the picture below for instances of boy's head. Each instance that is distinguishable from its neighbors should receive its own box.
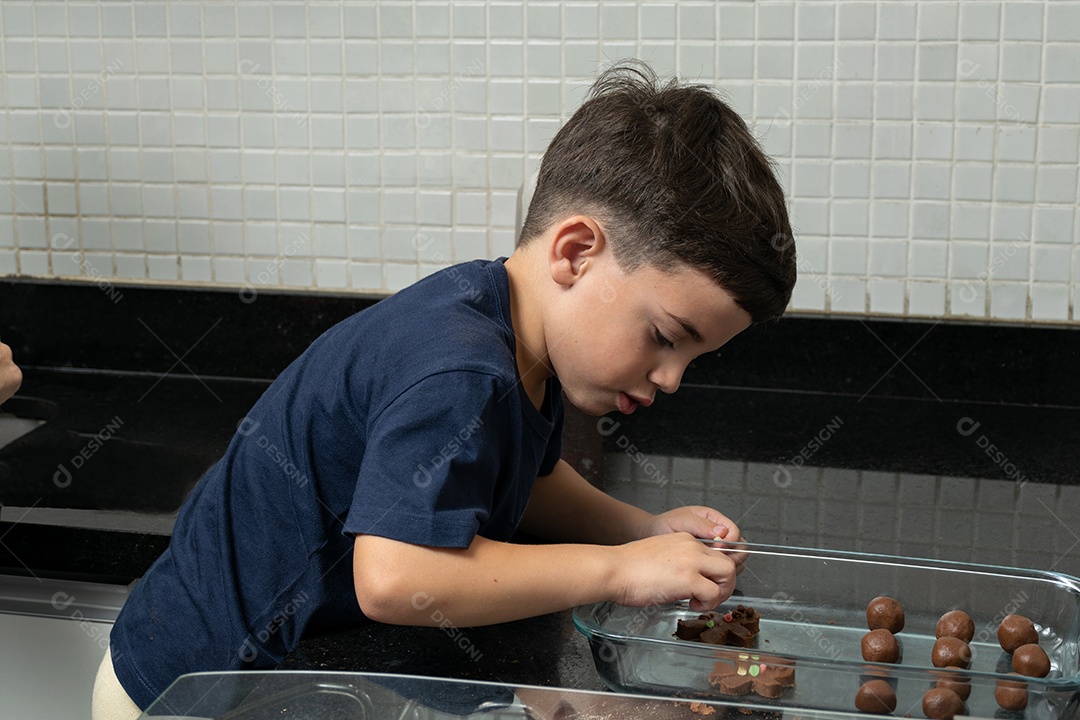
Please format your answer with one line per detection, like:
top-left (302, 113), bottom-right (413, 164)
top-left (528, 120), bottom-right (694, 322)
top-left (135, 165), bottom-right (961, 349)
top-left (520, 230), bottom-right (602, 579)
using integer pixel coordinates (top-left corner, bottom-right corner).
top-left (519, 60), bottom-right (796, 325)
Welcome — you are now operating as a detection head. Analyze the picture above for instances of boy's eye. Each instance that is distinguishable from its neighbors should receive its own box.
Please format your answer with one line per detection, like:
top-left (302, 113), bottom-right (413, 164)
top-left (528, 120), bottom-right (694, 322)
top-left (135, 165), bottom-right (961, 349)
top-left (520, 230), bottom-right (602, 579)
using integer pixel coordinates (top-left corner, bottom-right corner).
top-left (654, 328), bottom-right (675, 349)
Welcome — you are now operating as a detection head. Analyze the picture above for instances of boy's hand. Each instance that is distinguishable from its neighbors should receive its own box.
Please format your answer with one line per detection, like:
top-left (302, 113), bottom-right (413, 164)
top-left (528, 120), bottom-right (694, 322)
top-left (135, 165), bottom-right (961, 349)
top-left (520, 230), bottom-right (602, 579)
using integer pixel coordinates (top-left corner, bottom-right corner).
top-left (612, 532), bottom-right (737, 612)
top-left (0, 342), bottom-right (21, 405)
top-left (637, 506), bottom-right (748, 571)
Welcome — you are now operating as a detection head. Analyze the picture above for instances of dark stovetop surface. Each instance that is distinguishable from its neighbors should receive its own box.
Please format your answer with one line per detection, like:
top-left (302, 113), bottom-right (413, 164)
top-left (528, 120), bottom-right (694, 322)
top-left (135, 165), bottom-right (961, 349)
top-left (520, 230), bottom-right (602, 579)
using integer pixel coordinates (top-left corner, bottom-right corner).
top-left (1, 276), bottom-right (1077, 692)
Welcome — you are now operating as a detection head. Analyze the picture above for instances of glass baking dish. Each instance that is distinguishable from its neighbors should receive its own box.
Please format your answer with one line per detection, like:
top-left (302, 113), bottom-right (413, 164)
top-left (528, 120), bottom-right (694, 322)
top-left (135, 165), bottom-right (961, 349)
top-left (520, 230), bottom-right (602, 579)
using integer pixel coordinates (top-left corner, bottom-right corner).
top-left (573, 542), bottom-right (1080, 720)
top-left (140, 669), bottom-right (907, 719)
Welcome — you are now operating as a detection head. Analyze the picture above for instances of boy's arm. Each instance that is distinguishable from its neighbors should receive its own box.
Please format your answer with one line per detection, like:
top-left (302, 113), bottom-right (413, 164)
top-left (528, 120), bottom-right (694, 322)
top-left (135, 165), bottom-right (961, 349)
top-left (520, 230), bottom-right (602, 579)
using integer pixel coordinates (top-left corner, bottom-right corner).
top-left (353, 530), bottom-right (736, 627)
top-left (517, 459), bottom-right (654, 544)
top-left (518, 459), bottom-right (740, 547)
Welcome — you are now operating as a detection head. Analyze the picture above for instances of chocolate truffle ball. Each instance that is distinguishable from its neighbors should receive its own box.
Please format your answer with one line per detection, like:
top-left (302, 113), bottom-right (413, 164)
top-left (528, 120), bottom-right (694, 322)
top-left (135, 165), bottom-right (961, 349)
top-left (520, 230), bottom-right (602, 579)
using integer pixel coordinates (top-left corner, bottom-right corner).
top-left (866, 596), bottom-right (905, 633)
top-left (855, 679), bottom-right (897, 714)
top-left (932, 637), bottom-right (972, 669)
top-left (995, 674), bottom-right (1029, 711)
top-left (935, 610), bottom-right (975, 643)
top-left (998, 614), bottom-right (1039, 653)
top-left (935, 667), bottom-right (972, 702)
top-left (862, 629), bottom-right (901, 663)
top-left (1012, 643), bottom-right (1051, 678)
top-left (922, 688), bottom-right (965, 720)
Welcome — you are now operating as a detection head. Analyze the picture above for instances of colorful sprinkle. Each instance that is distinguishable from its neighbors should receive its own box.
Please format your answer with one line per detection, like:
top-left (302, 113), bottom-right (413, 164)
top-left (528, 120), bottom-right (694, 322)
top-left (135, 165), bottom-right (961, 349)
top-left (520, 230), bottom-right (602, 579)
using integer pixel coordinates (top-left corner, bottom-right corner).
top-left (705, 620), bottom-right (714, 628)
top-left (723, 612), bottom-right (734, 622)
top-left (749, 665), bottom-right (760, 677)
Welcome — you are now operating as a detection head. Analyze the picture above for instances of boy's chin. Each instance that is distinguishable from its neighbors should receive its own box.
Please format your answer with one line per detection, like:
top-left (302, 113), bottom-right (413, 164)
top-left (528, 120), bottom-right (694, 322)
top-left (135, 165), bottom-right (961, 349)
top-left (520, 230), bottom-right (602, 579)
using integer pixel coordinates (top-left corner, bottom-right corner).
top-left (565, 394), bottom-right (620, 417)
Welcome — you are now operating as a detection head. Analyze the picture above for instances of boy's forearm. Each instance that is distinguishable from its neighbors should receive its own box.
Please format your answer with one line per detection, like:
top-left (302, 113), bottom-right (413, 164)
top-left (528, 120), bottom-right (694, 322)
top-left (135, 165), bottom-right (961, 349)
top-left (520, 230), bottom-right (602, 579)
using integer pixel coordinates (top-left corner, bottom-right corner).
top-left (518, 459), bottom-right (653, 545)
top-left (353, 534), bottom-right (620, 626)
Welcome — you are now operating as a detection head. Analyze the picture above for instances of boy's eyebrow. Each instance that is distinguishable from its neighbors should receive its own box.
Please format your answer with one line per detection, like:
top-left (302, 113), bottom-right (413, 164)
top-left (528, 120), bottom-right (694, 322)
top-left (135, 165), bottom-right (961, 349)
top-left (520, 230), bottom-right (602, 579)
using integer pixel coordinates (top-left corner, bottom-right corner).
top-left (665, 311), bottom-right (703, 343)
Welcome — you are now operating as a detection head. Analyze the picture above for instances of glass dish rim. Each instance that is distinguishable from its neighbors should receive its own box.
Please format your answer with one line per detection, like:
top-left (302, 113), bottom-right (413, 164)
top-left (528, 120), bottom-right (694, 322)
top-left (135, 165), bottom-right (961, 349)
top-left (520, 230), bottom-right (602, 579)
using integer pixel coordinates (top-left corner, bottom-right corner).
top-left (147, 668), bottom-right (890, 719)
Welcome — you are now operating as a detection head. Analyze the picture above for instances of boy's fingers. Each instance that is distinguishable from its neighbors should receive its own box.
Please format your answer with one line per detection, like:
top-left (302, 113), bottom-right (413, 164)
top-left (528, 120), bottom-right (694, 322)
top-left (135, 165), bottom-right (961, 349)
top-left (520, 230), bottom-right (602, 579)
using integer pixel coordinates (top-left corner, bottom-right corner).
top-left (689, 577), bottom-right (722, 612)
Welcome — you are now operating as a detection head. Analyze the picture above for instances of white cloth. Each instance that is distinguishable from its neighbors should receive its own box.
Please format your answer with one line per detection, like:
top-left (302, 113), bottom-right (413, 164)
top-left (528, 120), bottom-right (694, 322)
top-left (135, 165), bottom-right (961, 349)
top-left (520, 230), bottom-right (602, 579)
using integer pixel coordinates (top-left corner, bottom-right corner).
top-left (92, 648), bottom-right (143, 720)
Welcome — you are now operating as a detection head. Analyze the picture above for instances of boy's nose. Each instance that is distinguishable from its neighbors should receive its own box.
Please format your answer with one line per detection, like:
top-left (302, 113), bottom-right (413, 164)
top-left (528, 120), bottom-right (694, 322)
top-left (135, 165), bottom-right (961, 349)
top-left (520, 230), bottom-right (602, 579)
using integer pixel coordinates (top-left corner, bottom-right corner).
top-left (649, 362), bottom-right (685, 394)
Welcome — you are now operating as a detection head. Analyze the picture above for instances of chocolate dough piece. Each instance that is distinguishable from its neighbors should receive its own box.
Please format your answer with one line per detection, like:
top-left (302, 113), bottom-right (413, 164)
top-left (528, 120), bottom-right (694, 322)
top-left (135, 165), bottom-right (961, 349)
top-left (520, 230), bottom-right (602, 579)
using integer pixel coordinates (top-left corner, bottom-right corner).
top-left (866, 596), bottom-right (905, 633)
top-left (855, 679), bottom-right (897, 714)
top-left (998, 614), bottom-right (1038, 654)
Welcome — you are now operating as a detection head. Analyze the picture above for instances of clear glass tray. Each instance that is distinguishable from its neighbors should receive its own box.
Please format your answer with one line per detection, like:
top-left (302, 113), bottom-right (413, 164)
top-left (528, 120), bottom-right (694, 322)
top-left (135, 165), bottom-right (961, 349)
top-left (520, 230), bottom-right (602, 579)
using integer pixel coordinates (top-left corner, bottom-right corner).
top-left (573, 542), bottom-right (1080, 720)
top-left (141, 669), bottom-right (906, 719)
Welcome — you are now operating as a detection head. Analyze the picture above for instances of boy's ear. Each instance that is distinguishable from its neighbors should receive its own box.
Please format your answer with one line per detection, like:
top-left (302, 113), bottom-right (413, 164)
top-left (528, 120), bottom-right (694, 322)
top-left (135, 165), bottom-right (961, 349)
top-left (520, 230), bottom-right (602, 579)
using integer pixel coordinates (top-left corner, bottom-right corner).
top-left (549, 215), bottom-right (606, 287)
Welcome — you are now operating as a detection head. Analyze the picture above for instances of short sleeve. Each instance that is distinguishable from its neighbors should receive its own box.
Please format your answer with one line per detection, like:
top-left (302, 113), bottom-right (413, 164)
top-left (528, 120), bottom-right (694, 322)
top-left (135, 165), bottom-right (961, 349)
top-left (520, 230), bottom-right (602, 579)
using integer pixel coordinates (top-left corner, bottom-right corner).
top-left (342, 371), bottom-right (514, 548)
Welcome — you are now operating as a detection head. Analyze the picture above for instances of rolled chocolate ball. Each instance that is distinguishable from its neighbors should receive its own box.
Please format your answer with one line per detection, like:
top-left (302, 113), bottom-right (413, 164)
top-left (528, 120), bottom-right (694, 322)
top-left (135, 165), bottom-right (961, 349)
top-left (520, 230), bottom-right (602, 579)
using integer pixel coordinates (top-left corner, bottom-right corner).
top-left (998, 614), bottom-right (1038, 653)
top-left (995, 673), bottom-right (1028, 711)
top-left (862, 628), bottom-right (901, 663)
top-left (1012, 643), bottom-right (1050, 678)
top-left (866, 596), bottom-right (905, 633)
top-left (932, 636), bottom-right (972, 669)
top-left (922, 688), bottom-right (965, 720)
top-left (935, 667), bottom-right (972, 702)
top-left (855, 679), bottom-right (897, 714)
top-left (935, 610), bottom-right (975, 643)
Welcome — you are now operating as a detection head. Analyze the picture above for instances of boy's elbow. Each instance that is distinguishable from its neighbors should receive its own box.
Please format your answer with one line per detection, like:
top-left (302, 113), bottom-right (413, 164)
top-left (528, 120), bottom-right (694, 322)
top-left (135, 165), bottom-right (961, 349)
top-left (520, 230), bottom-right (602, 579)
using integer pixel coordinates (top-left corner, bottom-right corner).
top-left (353, 539), bottom-right (420, 624)
top-left (354, 573), bottom-right (411, 624)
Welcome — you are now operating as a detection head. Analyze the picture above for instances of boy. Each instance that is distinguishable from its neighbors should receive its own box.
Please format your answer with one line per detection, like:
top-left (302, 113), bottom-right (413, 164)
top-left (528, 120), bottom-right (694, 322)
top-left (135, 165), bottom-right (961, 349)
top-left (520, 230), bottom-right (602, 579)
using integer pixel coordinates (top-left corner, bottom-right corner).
top-left (94, 61), bottom-right (795, 718)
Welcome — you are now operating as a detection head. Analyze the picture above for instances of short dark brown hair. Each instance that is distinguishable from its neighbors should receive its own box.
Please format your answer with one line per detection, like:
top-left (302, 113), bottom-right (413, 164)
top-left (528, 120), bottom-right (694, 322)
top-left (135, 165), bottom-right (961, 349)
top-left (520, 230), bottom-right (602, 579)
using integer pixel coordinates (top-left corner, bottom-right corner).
top-left (520, 60), bottom-right (796, 323)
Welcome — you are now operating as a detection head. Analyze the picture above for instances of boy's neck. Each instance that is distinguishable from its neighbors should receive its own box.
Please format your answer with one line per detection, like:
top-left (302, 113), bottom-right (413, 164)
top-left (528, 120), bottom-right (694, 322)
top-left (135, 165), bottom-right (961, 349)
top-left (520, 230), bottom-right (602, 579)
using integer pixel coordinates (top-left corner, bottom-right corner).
top-left (503, 248), bottom-right (553, 409)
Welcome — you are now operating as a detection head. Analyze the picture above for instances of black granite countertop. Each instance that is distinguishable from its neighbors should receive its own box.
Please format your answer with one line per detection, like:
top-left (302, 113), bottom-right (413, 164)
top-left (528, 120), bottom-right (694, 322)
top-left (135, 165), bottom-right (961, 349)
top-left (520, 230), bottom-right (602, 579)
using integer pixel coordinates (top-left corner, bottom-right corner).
top-left (1, 276), bottom-right (1078, 693)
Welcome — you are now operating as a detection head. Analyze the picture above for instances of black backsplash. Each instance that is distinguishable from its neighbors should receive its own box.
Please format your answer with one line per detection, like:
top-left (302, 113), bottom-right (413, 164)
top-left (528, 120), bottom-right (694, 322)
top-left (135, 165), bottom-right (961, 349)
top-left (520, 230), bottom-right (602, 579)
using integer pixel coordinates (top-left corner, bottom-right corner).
top-left (694, 316), bottom-right (1080, 408)
top-left (3, 277), bottom-right (1077, 407)
top-left (1, 278), bottom-right (380, 380)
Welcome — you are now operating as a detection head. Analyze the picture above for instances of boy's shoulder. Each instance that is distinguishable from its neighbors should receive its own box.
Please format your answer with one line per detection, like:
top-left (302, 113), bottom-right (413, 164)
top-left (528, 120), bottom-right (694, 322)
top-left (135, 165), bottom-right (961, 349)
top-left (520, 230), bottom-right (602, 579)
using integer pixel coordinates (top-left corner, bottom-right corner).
top-left (313, 259), bottom-right (521, 398)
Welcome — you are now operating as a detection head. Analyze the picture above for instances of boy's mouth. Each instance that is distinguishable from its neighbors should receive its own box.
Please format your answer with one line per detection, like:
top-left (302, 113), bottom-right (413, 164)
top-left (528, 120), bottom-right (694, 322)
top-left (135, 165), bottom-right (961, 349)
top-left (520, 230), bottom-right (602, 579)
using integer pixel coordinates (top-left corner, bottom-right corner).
top-left (618, 392), bottom-right (651, 414)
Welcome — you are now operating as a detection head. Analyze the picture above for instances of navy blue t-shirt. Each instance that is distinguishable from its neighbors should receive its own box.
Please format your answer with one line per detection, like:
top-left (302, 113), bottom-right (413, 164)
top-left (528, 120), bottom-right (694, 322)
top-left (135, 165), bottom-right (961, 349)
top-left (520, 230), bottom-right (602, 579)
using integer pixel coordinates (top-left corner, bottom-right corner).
top-left (110, 259), bottom-right (564, 709)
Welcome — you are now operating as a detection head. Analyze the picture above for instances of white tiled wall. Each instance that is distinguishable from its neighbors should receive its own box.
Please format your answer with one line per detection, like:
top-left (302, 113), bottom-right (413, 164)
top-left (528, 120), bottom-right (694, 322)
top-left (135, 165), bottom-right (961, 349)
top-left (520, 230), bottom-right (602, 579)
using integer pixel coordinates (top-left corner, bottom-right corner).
top-left (0, 1), bottom-right (1077, 323)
